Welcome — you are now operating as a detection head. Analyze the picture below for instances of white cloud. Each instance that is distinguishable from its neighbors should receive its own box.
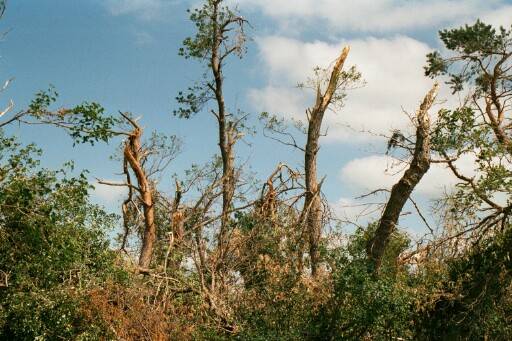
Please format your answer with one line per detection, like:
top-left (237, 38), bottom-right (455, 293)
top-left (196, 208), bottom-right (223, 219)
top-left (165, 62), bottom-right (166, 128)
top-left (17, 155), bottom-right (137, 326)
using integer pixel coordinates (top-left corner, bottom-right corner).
top-left (248, 85), bottom-right (305, 119)
top-left (91, 182), bottom-right (128, 206)
top-left (339, 154), bottom-right (477, 199)
top-left (481, 5), bottom-right (512, 28)
top-left (248, 35), bottom-right (451, 143)
top-left (334, 152), bottom-right (510, 234)
top-left (332, 196), bottom-right (381, 227)
top-left (237, 0), bottom-right (506, 33)
top-left (340, 155), bottom-right (403, 193)
top-left (104, 0), bottom-right (173, 20)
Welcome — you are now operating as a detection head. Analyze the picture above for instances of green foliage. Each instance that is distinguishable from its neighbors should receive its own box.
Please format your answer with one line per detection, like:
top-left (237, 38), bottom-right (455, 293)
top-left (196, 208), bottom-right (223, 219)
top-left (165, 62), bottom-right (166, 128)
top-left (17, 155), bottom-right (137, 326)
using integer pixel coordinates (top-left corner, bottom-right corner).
top-left (439, 20), bottom-right (508, 55)
top-left (236, 211), bottom-right (298, 286)
top-left (28, 85), bottom-right (59, 113)
top-left (29, 86), bottom-right (120, 145)
top-left (418, 227), bottom-right (512, 340)
top-left (231, 218), bottom-right (512, 340)
top-left (0, 131), bottom-right (124, 339)
top-left (418, 21), bottom-right (512, 330)
top-left (431, 102), bottom-right (512, 222)
top-left (179, 1), bottom-right (246, 61)
top-left (427, 20), bottom-right (512, 235)
top-left (231, 210), bottom-right (319, 340)
top-left (425, 20), bottom-right (511, 93)
top-left (3, 11), bottom-right (512, 340)
top-left (311, 225), bottom-right (415, 340)
top-left (175, 0), bottom-right (248, 119)
top-left (232, 220), bottom-right (418, 341)
top-left (174, 84), bottom-right (211, 118)
top-left (431, 107), bottom-right (477, 152)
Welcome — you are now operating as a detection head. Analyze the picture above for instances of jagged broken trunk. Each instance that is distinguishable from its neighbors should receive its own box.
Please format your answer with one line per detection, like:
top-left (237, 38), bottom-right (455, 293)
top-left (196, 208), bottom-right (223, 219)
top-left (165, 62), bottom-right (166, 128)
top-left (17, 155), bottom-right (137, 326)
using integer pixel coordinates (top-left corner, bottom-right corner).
top-left (302, 47), bottom-right (350, 277)
top-left (123, 124), bottom-right (156, 271)
top-left (366, 83), bottom-right (439, 272)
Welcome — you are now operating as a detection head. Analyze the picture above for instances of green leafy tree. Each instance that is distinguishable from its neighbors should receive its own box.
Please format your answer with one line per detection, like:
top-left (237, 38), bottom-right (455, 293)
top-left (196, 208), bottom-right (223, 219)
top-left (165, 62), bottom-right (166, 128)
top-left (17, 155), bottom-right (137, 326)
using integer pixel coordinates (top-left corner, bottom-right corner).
top-left (0, 131), bottom-right (124, 339)
top-left (426, 20), bottom-right (512, 243)
top-left (312, 224), bottom-right (414, 340)
top-left (418, 20), bottom-right (512, 339)
top-left (417, 227), bottom-right (512, 339)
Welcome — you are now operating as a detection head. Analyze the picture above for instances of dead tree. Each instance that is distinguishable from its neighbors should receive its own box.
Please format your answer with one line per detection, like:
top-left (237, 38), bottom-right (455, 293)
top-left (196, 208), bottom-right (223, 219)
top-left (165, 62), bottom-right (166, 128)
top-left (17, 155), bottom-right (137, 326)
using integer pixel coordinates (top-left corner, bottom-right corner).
top-left (366, 83), bottom-right (439, 271)
top-left (122, 116), bottom-right (156, 270)
top-left (302, 47), bottom-right (351, 277)
top-left (96, 114), bottom-right (180, 272)
top-left (13, 83), bottom-right (181, 272)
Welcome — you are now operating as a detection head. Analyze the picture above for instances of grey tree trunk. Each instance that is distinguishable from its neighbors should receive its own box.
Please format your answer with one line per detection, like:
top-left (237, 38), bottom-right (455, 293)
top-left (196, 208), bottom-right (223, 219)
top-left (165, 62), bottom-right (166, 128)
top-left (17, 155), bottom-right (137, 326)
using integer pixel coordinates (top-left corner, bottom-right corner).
top-left (210, 0), bottom-right (238, 282)
top-left (366, 83), bottom-right (439, 272)
top-left (302, 47), bottom-right (350, 277)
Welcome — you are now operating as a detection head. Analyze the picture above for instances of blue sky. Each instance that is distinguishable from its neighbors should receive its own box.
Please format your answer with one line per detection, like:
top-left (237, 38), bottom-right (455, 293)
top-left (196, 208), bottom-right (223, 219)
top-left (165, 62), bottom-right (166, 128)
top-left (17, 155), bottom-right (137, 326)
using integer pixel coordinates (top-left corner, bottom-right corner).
top-left (2, 0), bottom-right (512, 235)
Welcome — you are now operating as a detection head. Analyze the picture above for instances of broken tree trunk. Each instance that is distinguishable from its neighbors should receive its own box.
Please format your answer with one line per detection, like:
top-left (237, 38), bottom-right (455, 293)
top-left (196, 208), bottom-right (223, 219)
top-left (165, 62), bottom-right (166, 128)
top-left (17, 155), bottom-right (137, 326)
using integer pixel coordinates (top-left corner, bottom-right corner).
top-left (366, 83), bottom-right (439, 272)
top-left (121, 115), bottom-right (157, 271)
top-left (303, 46), bottom-right (350, 277)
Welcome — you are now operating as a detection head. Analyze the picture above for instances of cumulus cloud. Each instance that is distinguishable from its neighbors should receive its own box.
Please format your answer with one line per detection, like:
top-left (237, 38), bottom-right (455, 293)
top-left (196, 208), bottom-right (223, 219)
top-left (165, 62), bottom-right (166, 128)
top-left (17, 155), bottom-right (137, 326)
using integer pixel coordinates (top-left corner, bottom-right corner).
top-left (481, 5), bottom-right (512, 28)
top-left (248, 35), bottom-right (453, 143)
top-left (339, 154), bottom-right (477, 199)
top-left (332, 196), bottom-right (381, 227)
top-left (237, 0), bottom-right (506, 33)
top-left (91, 182), bottom-right (128, 207)
top-left (333, 152), bottom-right (511, 233)
top-left (248, 85), bottom-right (305, 119)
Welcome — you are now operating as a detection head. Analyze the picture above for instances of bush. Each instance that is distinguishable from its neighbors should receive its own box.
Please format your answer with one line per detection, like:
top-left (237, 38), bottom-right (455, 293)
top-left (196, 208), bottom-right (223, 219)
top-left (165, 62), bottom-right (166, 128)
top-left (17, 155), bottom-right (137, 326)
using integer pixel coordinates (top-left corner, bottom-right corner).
top-left (311, 225), bottom-right (415, 340)
top-left (0, 133), bottom-right (124, 339)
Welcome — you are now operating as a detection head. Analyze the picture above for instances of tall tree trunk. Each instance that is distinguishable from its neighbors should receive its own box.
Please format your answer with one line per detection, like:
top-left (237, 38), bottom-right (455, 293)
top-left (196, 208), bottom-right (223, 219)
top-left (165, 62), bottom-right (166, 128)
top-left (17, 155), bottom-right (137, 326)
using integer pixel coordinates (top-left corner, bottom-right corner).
top-left (302, 47), bottom-right (350, 277)
top-left (304, 108), bottom-right (324, 277)
top-left (211, 1), bottom-right (236, 263)
top-left (366, 83), bottom-right (439, 272)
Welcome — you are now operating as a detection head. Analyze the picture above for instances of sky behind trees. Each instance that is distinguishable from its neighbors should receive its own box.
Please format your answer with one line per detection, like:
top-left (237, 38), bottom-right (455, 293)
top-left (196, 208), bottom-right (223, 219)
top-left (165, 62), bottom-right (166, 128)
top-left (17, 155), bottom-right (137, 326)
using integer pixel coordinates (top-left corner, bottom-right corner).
top-left (3, 0), bottom-right (512, 233)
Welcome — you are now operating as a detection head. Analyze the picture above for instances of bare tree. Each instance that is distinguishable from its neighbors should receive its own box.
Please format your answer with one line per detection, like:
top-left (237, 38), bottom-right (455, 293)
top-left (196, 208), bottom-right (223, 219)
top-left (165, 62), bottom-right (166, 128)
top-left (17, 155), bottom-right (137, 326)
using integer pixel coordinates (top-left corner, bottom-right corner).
top-left (301, 47), bottom-right (354, 276)
top-left (19, 91), bottom-right (181, 271)
top-left (0, 1), bottom-right (15, 130)
top-left (260, 47), bottom-right (361, 276)
top-left (121, 115), bottom-right (155, 270)
top-left (100, 114), bottom-right (180, 271)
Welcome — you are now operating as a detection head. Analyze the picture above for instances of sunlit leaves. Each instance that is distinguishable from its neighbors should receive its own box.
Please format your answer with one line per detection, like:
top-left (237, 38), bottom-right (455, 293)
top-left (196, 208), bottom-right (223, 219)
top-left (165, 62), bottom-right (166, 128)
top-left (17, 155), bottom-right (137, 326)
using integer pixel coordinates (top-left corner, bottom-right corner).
top-left (28, 87), bottom-right (120, 145)
top-left (0, 135), bottom-right (122, 339)
top-left (426, 20), bottom-right (512, 93)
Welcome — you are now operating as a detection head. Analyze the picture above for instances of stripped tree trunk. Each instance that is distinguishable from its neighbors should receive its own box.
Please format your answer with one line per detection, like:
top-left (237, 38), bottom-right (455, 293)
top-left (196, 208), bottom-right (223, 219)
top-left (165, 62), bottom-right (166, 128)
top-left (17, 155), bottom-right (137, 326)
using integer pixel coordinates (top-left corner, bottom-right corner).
top-left (303, 47), bottom-right (350, 277)
top-left (121, 117), bottom-right (156, 271)
top-left (366, 83), bottom-right (439, 272)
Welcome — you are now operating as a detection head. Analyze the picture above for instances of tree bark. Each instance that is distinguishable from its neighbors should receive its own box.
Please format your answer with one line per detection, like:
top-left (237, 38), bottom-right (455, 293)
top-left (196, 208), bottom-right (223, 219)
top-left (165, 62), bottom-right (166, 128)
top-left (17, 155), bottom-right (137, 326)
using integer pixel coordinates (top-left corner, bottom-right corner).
top-left (303, 47), bottom-right (350, 277)
top-left (366, 83), bottom-right (439, 272)
top-left (122, 121), bottom-right (156, 271)
top-left (211, 1), bottom-right (236, 261)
